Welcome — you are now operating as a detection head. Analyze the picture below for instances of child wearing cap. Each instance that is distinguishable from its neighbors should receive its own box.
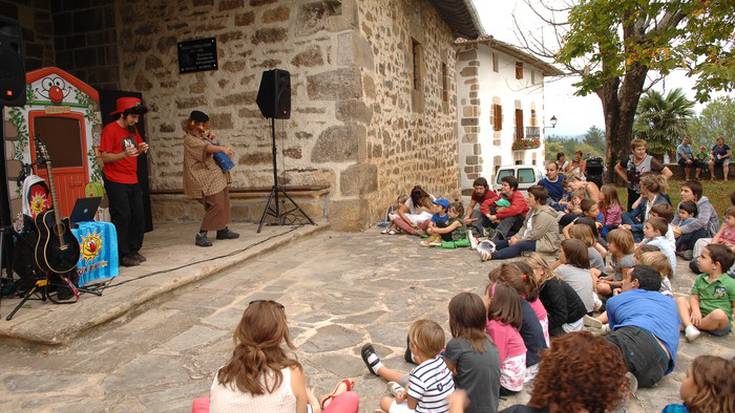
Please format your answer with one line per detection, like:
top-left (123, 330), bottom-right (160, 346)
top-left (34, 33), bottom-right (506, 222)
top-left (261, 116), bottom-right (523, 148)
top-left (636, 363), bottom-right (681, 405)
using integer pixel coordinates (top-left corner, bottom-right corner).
top-left (421, 198), bottom-right (451, 246)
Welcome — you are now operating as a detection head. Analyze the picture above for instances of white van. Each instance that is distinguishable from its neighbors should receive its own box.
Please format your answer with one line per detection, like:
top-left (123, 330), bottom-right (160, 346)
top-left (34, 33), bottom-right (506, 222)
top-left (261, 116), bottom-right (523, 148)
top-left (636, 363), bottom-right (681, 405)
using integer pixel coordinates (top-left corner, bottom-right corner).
top-left (494, 165), bottom-right (545, 193)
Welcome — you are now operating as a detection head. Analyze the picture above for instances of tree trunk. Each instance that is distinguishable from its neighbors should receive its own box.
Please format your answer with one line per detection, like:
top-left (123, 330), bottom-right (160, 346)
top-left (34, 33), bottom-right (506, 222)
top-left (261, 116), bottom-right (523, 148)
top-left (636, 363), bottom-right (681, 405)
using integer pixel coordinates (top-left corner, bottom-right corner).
top-left (597, 64), bottom-right (648, 183)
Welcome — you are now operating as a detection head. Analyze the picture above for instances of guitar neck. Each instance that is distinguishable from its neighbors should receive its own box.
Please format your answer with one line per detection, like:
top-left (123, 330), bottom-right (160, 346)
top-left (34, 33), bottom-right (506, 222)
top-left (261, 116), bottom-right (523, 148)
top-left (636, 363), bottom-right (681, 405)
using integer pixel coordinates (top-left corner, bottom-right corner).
top-left (45, 160), bottom-right (62, 228)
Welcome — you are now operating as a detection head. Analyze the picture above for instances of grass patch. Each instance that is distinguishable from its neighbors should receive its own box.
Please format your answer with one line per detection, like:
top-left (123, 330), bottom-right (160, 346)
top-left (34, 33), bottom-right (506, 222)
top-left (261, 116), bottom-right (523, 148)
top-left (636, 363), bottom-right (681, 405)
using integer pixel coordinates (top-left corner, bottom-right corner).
top-left (616, 179), bottom-right (735, 218)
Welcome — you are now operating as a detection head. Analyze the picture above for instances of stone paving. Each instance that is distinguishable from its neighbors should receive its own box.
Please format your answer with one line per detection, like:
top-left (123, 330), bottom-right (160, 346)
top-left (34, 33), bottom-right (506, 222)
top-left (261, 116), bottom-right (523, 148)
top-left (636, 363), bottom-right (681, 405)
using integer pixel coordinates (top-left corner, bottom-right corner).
top-left (0, 230), bottom-right (733, 412)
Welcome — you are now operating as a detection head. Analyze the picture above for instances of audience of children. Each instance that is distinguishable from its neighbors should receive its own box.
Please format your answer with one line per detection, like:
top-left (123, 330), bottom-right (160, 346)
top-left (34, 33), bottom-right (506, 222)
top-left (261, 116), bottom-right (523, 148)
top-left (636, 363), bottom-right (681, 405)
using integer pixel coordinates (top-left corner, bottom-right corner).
top-left (662, 355), bottom-right (735, 413)
top-left (676, 244), bottom-right (735, 341)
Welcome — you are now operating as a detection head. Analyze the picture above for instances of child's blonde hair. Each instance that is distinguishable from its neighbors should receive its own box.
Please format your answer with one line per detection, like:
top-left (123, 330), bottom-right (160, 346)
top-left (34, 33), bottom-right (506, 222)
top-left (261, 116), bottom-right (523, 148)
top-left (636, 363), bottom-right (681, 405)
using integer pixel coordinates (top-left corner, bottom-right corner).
top-left (568, 223), bottom-right (596, 247)
top-left (639, 251), bottom-right (672, 279)
top-left (527, 252), bottom-right (557, 284)
top-left (608, 228), bottom-right (635, 255)
top-left (685, 355), bottom-right (735, 413)
top-left (408, 319), bottom-right (446, 358)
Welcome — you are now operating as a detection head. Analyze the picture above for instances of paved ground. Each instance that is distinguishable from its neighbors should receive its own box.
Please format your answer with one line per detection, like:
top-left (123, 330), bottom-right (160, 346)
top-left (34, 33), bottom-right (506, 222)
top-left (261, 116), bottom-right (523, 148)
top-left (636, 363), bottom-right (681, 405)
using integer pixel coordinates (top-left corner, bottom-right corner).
top-left (0, 230), bottom-right (733, 412)
top-left (0, 222), bottom-right (325, 345)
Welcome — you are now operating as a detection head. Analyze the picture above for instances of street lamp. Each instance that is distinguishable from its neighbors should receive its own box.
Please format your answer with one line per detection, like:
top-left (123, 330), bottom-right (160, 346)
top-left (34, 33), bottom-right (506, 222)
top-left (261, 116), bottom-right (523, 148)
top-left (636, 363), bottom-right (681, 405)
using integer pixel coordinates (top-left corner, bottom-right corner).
top-left (546, 115), bottom-right (558, 129)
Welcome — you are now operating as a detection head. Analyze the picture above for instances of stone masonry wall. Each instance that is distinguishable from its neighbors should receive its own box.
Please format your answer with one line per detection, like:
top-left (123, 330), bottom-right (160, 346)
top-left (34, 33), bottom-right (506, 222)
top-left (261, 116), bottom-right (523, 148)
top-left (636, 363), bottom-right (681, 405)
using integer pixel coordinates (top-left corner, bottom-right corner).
top-left (114, 0), bottom-right (376, 230)
top-left (51, 0), bottom-right (120, 90)
top-left (0, 0), bottom-right (55, 71)
top-left (357, 0), bottom-right (460, 222)
top-left (455, 43), bottom-right (481, 195)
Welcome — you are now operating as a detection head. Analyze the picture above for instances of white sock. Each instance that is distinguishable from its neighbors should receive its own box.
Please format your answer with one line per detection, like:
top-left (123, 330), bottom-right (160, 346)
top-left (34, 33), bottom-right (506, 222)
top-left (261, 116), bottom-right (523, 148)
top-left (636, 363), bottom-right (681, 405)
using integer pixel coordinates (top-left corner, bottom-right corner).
top-left (366, 352), bottom-right (384, 374)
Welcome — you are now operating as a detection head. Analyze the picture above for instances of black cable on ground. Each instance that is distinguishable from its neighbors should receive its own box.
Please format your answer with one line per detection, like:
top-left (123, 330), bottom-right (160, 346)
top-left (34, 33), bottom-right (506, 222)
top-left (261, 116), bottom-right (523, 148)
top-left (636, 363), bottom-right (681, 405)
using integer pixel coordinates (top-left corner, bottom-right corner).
top-left (97, 225), bottom-right (304, 291)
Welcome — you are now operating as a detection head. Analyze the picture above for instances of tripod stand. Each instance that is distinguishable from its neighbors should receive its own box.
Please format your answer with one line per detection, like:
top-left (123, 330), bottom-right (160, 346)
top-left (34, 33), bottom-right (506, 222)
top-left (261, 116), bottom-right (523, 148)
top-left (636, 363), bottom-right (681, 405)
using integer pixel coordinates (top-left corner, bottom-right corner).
top-left (256, 118), bottom-right (315, 233)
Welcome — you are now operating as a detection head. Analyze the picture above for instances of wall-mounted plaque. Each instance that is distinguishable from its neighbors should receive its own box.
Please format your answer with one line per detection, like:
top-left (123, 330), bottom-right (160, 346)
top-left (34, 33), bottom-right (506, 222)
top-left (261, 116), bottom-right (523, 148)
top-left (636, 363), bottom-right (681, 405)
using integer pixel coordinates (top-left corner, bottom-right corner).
top-left (177, 38), bottom-right (218, 74)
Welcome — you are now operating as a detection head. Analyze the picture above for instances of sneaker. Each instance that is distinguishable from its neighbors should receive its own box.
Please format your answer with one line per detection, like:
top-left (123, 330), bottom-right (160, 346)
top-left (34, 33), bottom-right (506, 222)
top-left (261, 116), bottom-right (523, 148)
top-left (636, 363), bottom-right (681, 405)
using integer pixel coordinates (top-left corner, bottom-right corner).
top-left (468, 230), bottom-right (479, 250)
top-left (593, 294), bottom-right (603, 311)
top-left (216, 227), bottom-right (240, 240)
top-left (386, 381), bottom-right (404, 398)
top-left (195, 233), bottom-right (213, 247)
top-left (120, 255), bottom-right (140, 267)
top-left (584, 314), bottom-right (603, 329)
top-left (685, 325), bottom-right (701, 342)
top-left (132, 252), bottom-right (147, 263)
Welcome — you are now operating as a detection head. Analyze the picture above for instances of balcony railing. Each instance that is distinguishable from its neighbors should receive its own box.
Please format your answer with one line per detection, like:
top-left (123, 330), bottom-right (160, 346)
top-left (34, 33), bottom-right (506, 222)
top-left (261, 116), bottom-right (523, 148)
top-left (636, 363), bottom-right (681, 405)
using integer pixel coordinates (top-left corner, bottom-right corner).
top-left (525, 126), bottom-right (541, 138)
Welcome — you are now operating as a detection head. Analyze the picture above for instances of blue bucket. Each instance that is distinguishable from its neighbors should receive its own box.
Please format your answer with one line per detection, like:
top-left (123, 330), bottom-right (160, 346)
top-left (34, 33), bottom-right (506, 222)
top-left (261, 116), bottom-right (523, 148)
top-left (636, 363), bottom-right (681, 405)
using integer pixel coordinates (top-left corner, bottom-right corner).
top-left (213, 152), bottom-right (235, 172)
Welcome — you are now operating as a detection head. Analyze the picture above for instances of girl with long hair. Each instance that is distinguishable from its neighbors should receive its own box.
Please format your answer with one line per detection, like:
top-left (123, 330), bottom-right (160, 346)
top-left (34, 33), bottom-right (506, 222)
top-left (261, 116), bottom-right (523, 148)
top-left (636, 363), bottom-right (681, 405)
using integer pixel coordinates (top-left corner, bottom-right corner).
top-left (210, 300), bottom-right (358, 413)
top-left (662, 355), bottom-right (735, 413)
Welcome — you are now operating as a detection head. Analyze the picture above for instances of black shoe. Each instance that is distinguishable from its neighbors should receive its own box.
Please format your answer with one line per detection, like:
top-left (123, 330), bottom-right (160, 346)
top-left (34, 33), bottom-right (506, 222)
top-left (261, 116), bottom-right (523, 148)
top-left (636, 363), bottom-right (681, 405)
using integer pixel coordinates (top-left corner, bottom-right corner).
top-left (360, 343), bottom-right (381, 376)
top-left (216, 227), bottom-right (240, 240)
top-left (120, 255), bottom-right (140, 267)
top-left (195, 233), bottom-right (213, 247)
top-left (132, 252), bottom-right (146, 263)
top-left (404, 335), bottom-right (415, 365)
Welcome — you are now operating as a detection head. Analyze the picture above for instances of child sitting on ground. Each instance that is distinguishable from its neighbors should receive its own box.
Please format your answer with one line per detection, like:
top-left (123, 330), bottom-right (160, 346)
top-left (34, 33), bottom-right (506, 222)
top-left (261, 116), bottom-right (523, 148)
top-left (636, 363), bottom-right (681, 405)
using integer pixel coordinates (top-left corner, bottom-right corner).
top-left (553, 239), bottom-right (595, 313)
top-left (445, 292), bottom-right (501, 413)
top-left (425, 200), bottom-right (471, 249)
top-left (361, 319), bottom-right (454, 413)
top-left (639, 250), bottom-right (674, 297)
top-left (484, 282), bottom-right (526, 396)
top-left (527, 253), bottom-right (587, 336)
top-left (382, 194), bottom-right (409, 235)
top-left (690, 206), bottom-right (735, 274)
top-left (567, 223), bottom-right (607, 275)
top-left (510, 261), bottom-right (550, 346)
top-left (640, 217), bottom-right (677, 277)
top-left (598, 229), bottom-right (636, 297)
top-left (650, 203), bottom-right (677, 248)
top-left (677, 244), bottom-right (735, 342)
top-left (662, 355), bottom-right (735, 413)
top-left (677, 201), bottom-right (698, 228)
top-left (421, 198), bottom-right (451, 246)
top-left (599, 184), bottom-right (622, 238)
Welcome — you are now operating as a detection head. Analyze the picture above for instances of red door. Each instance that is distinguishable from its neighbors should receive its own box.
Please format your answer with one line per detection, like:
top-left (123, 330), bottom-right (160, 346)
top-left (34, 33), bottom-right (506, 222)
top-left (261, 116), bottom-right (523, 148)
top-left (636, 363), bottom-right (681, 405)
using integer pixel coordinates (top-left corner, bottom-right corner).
top-left (29, 111), bottom-right (89, 218)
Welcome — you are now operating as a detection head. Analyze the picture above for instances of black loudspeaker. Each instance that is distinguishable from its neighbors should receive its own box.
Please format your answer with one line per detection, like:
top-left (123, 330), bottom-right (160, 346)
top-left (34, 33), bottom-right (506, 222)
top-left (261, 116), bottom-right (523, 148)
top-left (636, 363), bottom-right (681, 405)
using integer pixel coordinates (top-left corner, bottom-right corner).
top-left (0, 17), bottom-right (26, 107)
top-left (256, 69), bottom-right (291, 119)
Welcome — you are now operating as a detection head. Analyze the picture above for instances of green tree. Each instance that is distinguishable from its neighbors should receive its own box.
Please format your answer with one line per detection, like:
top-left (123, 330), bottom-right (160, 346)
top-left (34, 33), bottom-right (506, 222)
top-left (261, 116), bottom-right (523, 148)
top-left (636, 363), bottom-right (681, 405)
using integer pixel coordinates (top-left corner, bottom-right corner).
top-left (517, 0), bottom-right (735, 181)
top-left (583, 126), bottom-right (606, 151)
top-left (633, 88), bottom-right (695, 155)
top-left (687, 96), bottom-right (735, 147)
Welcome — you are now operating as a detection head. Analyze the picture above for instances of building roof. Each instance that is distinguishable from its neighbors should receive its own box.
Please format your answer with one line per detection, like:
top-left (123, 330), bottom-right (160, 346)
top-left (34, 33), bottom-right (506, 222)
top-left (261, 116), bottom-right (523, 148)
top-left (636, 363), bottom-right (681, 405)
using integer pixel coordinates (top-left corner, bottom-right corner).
top-left (429, 0), bottom-right (485, 39)
top-left (456, 35), bottom-right (565, 77)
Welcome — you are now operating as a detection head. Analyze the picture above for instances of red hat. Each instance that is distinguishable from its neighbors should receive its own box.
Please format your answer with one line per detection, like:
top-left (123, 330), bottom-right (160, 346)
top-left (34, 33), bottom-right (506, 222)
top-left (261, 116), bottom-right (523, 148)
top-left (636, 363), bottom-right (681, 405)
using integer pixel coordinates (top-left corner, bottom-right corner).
top-left (110, 97), bottom-right (147, 115)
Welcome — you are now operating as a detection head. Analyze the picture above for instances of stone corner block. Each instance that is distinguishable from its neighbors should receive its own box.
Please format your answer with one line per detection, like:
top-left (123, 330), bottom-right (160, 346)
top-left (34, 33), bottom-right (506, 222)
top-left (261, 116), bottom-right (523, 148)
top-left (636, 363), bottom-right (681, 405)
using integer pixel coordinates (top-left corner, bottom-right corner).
top-left (328, 198), bottom-right (368, 231)
top-left (340, 163), bottom-right (377, 196)
top-left (307, 67), bottom-right (363, 101)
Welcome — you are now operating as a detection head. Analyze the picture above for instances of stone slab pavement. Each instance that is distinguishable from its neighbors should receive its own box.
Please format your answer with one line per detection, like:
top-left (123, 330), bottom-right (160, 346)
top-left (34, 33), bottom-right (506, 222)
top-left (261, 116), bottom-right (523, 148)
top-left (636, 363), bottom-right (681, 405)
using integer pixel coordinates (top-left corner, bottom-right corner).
top-left (0, 230), bottom-right (733, 412)
top-left (0, 221), bottom-right (327, 346)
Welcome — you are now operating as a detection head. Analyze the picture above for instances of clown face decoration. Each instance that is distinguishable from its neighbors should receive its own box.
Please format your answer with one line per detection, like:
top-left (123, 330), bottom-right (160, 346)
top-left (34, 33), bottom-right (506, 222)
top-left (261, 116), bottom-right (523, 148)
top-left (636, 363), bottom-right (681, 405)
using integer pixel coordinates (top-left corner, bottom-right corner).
top-left (36, 76), bottom-right (71, 104)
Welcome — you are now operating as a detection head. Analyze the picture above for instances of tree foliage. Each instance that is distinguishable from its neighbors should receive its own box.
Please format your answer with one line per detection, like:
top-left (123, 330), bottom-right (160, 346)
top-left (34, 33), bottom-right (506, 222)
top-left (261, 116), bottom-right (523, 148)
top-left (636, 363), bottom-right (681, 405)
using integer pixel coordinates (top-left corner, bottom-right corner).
top-left (687, 96), bottom-right (735, 147)
top-left (517, 0), bottom-right (735, 181)
top-left (633, 88), bottom-right (695, 155)
top-left (583, 125), bottom-right (606, 149)
top-left (545, 126), bottom-right (605, 161)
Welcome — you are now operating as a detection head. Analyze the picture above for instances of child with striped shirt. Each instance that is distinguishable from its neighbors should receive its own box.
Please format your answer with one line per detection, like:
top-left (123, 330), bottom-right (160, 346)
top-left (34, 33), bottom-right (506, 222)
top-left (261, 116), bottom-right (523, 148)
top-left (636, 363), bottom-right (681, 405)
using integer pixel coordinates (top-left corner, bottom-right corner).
top-left (363, 319), bottom-right (455, 413)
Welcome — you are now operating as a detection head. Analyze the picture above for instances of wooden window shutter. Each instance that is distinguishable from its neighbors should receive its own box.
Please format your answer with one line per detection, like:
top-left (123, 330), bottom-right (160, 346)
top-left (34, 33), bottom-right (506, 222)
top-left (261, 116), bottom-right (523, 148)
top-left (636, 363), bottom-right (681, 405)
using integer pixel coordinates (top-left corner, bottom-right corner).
top-left (515, 62), bottom-right (523, 79)
top-left (493, 104), bottom-right (503, 131)
top-left (515, 109), bottom-right (524, 141)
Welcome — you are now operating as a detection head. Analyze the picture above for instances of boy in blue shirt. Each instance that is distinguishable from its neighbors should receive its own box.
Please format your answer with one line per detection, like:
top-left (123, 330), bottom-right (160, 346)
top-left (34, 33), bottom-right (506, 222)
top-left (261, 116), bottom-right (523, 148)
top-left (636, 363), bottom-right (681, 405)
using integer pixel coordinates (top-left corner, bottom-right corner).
top-left (421, 198), bottom-right (450, 246)
top-left (605, 265), bottom-right (680, 388)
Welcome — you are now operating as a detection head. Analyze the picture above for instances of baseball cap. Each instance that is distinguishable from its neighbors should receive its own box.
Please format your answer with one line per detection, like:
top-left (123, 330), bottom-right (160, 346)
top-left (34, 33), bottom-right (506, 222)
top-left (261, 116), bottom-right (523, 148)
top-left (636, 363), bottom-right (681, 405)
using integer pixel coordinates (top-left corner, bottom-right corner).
top-left (432, 198), bottom-right (449, 210)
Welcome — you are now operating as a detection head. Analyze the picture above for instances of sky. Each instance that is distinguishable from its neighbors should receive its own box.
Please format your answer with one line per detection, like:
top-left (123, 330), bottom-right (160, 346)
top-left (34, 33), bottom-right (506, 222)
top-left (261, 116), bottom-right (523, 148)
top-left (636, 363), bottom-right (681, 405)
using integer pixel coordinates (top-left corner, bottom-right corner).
top-left (470, 0), bottom-right (732, 137)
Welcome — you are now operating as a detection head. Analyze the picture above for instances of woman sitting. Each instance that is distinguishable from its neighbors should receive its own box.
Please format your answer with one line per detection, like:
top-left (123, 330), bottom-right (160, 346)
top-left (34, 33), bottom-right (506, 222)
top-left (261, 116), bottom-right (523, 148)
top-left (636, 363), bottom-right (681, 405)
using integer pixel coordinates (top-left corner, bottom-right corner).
top-left (621, 173), bottom-right (670, 242)
top-left (209, 300), bottom-right (359, 413)
top-left (389, 185), bottom-right (434, 236)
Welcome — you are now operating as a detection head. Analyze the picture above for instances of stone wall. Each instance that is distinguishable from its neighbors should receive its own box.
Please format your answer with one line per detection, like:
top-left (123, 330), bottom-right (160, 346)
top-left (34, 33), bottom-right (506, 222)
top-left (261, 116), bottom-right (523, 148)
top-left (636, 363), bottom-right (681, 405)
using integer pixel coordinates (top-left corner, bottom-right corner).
top-left (0, 0), bottom-right (55, 71)
top-left (51, 0), bottom-right (119, 90)
top-left (358, 0), bottom-right (460, 220)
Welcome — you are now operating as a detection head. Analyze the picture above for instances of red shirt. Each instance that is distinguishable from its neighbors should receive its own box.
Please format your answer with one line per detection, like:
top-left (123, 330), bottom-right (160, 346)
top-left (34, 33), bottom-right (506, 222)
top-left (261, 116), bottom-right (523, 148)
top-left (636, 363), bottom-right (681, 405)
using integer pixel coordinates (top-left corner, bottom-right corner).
top-left (99, 121), bottom-right (142, 184)
top-left (471, 188), bottom-right (497, 204)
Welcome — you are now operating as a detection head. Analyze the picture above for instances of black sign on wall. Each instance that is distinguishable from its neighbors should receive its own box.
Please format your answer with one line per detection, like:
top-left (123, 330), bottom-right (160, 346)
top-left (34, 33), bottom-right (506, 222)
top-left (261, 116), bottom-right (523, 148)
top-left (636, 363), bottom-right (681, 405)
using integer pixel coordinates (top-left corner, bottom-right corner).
top-left (177, 38), bottom-right (218, 74)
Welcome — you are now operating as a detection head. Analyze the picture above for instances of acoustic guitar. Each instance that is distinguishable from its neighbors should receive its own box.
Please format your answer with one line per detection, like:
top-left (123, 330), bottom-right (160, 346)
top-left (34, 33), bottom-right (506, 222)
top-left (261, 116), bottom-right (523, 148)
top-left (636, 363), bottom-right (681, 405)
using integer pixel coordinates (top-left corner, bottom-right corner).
top-left (33, 137), bottom-right (81, 274)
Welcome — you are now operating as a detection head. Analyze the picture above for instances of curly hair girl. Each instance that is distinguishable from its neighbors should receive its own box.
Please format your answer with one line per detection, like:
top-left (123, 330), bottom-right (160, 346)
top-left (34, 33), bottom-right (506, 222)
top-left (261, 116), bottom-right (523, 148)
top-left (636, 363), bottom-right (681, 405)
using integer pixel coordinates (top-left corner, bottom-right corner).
top-left (521, 331), bottom-right (629, 413)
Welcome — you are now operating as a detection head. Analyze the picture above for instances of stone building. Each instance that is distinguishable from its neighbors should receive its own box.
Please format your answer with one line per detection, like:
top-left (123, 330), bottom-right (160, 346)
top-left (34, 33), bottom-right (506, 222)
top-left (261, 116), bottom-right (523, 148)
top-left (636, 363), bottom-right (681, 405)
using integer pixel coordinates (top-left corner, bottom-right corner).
top-left (1, 0), bottom-right (483, 231)
top-left (455, 36), bottom-right (563, 193)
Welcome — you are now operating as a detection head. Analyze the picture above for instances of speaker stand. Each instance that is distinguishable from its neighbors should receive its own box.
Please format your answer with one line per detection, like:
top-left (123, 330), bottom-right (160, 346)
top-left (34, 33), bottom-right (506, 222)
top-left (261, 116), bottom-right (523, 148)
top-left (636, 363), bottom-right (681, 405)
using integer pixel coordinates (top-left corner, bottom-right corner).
top-left (257, 118), bottom-right (315, 233)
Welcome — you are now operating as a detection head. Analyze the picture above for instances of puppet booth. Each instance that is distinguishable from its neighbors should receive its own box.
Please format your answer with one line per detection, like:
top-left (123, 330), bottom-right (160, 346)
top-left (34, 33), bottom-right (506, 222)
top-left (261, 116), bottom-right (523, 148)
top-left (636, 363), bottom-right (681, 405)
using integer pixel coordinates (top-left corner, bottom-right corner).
top-left (3, 67), bottom-right (118, 288)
